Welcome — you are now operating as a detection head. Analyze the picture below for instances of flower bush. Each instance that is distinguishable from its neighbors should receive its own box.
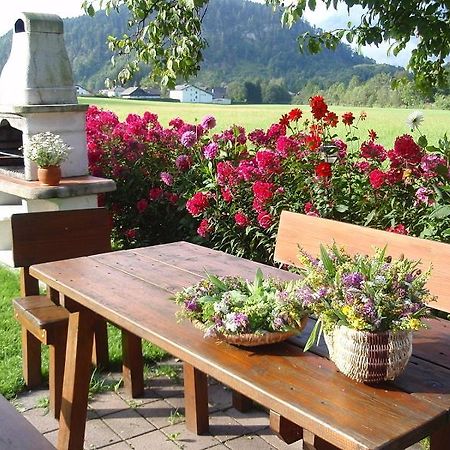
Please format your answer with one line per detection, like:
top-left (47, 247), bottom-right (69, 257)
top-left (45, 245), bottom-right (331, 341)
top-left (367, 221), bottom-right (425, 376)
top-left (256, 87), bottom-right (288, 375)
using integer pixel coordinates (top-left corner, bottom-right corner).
top-left (86, 98), bottom-right (450, 261)
top-left (24, 132), bottom-right (71, 167)
top-left (173, 270), bottom-right (308, 337)
top-left (296, 245), bottom-right (434, 351)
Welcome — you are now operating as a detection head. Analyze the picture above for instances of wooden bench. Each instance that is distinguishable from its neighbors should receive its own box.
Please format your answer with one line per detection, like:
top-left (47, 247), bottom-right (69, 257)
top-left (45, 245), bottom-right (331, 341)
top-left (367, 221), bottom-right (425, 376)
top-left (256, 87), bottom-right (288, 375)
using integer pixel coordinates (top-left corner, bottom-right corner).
top-left (0, 394), bottom-right (55, 449)
top-left (273, 210), bottom-right (450, 448)
top-left (11, 208), bottom-right (144, 418)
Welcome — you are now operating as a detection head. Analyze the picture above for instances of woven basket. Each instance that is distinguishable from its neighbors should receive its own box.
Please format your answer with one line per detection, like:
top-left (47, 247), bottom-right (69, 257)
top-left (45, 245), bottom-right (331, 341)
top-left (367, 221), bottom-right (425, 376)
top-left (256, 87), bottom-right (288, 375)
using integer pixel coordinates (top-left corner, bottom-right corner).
top-left (196, 316), bottom-right (308, 347)
top-left (324, 325), bottom-right (412, 383)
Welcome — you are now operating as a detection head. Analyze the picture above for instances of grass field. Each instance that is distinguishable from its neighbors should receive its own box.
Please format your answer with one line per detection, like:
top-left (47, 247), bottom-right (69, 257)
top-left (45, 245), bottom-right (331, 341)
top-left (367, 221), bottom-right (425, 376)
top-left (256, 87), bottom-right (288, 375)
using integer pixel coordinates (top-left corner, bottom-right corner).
top-left (79, 97), bottom-right (450, 148)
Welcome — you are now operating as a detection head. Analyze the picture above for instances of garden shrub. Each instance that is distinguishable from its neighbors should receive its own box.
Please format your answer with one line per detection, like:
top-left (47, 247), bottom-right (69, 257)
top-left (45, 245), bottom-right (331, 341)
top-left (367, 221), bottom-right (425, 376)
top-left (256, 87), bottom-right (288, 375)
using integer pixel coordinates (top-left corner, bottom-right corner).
top-left (86, 98), bottom-right (450, 263)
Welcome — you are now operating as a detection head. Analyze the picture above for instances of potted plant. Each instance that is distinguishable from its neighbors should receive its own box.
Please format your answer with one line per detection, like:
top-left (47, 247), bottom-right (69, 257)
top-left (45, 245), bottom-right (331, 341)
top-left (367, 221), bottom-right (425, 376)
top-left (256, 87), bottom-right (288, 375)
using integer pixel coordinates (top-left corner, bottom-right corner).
top-left (174, 269), bottom-right (309, 346)
top-left (24, 131), bottom-right (71, 186)
top-left (298, 244), bottom-right (434, 383)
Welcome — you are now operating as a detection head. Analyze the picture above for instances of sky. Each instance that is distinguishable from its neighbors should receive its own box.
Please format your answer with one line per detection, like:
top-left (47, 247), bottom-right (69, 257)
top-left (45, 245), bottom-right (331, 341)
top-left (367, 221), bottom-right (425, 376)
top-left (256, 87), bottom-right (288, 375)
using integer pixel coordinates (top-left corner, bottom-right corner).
top-left (0, 0), bottom-right (412, 68)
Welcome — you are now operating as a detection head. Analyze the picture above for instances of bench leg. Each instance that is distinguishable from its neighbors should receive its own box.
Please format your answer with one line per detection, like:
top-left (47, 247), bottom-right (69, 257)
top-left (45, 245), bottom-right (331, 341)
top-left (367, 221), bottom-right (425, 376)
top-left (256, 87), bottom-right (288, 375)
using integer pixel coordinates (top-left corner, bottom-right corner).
top-left (48, 331), bottom-right (68, 420)
top-left (21, 327), bottom-right (41, 388)
top-left (57, 310), bottom-right (95, 450)
top-left (92, 318), bottom-right (109, 369)
top-left (269, 410), bottom-right (303, 444)
top-left (122, 331), bottom-right (144, 398)
top-left (430, 422), bottom-right (450, 450)
top-left (303, 430), bottom-right (340, 450)
top-left (232, 391), bottom-right (253, 412)
top-left (183, 362), bottom-right (209, 434)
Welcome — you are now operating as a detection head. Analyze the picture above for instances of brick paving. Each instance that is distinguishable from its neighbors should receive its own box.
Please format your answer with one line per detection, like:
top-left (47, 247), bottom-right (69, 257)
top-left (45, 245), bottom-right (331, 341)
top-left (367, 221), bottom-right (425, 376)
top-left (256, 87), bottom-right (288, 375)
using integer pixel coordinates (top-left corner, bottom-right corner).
top-left (11, 358), bottom-right (423, 450)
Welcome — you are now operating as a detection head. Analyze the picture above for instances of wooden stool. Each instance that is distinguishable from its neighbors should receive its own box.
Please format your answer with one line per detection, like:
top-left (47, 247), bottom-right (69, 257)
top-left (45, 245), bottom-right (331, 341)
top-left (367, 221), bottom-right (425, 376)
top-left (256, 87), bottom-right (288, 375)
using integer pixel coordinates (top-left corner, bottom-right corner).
top-left (13, 296), bottom-right (69, 419)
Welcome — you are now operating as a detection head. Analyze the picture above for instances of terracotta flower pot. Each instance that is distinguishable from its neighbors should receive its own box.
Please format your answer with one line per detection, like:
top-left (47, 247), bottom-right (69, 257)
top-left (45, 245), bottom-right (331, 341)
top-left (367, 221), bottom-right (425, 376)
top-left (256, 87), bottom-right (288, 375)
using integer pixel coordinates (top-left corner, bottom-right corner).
top-left (37, 165), bottom-right (61, 186)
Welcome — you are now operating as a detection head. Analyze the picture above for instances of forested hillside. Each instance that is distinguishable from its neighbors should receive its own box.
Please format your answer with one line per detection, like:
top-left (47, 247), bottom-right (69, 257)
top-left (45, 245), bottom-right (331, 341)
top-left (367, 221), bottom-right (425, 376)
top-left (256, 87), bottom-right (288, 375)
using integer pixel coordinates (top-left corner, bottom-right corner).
top-left (0, 0), bottom-right (399, 92)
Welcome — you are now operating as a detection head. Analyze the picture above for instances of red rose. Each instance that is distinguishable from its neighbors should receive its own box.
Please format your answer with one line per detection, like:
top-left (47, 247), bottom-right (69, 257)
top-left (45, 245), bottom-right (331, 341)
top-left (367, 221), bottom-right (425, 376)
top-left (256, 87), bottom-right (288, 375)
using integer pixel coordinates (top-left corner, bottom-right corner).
top-left (234, 212), bottom-right (250, 227)
top-left (136, 198), bottom-right (148, 213)
top-left (315, 162), bottom-right (332, 178)
top-left (342, 112), bottom-right (355, 126)
top-left (309, 95), bottom-right (328, 120)
top-left (186, 192), bottom-right (209, 216)
top-left (369, 169), bottom-right (386, 189)
top-left (252, 181), bottom-right (275, 203)
top-left (148, 187), bottom-right (163, 200)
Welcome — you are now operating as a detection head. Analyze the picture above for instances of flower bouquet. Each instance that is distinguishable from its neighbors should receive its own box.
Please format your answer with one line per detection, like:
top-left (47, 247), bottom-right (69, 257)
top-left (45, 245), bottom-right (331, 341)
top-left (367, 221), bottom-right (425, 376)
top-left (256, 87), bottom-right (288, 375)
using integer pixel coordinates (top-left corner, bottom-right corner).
top-left (174, 269), bottom-right (309, 346)
top-left (297, 245), bottom-right (434, 383)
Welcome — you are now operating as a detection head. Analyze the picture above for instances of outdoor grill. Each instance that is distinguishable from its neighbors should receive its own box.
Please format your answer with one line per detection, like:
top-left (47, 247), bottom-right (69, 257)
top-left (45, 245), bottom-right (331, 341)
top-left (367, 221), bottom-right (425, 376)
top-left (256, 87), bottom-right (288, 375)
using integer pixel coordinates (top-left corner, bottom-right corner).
top-left (0, 12), bottom-right (88, 181)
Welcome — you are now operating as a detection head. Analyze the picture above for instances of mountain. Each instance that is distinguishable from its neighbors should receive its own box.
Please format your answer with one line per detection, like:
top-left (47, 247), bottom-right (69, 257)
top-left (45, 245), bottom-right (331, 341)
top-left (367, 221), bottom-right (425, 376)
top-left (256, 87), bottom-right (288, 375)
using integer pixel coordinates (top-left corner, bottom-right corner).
top-left (0, 0), bottom-right (400, 92)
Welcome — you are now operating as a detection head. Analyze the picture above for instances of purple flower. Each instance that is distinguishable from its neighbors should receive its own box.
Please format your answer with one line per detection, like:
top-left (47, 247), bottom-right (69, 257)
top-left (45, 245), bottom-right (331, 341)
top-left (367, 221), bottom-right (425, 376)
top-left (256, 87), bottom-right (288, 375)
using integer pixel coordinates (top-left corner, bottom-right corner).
top-left (414, 187), bottom-right (434, 206)
top-left (273, 315), bottom-right (286, 330)
top-left (296, 286), bottom-right (315, 306)
top-left (200, 115), bottom-right (216, 130)
top-left (420, 154), bottom-right (446, 176)
top-left (203, 142), bottom-right (219, 160)
top-left (160, 171), bottom-right (174, 186)
top-left (184, 298), bottom-right (199, 312)
top-left (175, 154), bottom-right (192, 171)
top-left (181, 131), bottom-right (197, 148)
top-left (342, 272), bottom-right (364, 289)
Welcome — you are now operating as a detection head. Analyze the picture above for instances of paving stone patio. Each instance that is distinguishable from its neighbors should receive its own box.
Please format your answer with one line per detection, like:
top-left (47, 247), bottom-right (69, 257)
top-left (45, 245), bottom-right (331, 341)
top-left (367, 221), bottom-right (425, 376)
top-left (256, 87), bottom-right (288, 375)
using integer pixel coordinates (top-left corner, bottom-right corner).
top-left (11, 358), bottom-right (423, 450)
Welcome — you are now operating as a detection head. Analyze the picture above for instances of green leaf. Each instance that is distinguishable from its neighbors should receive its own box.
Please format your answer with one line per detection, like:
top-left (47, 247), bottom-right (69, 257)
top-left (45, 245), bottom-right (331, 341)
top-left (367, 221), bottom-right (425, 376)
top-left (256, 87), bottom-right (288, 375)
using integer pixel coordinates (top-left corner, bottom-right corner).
top-left (320, 244), bottom-right (335, 277)
top-left (335, 204), bottom-right (348, 213)
top-left (364, 210), bottom-right (376, 226)
top-left (418, 135), bottom-right (428, 148)
top-left (206, 273), bottom-right (228, 291)
top-left (430, 205), bottom-right (450, 219)
top-left (303, 320), bottom-right (321, 352)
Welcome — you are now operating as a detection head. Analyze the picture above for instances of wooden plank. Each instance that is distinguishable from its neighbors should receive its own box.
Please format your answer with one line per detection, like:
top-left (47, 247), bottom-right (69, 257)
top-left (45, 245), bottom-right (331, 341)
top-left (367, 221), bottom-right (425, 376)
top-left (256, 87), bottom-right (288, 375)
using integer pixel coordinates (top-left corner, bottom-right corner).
top-left (232, 391), bottom-right (253, 412)
top-left (30, 253), bottom-right (448, 450)
top-left (21, 327), bottom-right (41, 387)
top-left (57, 310), bottom-right (95, 450)
top-left (430, 421), bottom-right (450, 450)
top-left (49, 331), bottom-right (67, 419)
top-left (183, 362), bottom-right (209, 434)
top-left (92, 318), bottom-right (109, 369)
top-left (274, 211), bottom-right (450, 313)
top-left (0, 395), bottom-right (55, 450)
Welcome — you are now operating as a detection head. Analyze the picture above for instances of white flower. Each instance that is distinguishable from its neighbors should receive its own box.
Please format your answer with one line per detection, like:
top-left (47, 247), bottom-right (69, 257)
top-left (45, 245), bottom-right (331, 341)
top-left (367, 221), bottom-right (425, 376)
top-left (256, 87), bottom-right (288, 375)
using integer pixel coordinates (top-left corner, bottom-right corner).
top-left (406, 111), bottom-right (424, 131)
top-left (24, 132), bottom-right (71, 168)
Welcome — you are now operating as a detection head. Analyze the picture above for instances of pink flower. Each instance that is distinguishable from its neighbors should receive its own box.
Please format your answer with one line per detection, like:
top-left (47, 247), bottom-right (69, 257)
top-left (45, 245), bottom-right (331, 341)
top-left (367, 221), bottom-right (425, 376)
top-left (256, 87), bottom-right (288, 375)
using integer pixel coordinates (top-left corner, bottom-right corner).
top-left (356, 161), bottom-right (371, 172)
top-left (369, 169), bottom-right (386, 189)
top-left (181, 131), bottom-right (197, 148)
top-left (257, 211), bottom-right (272, 229)
top-left (197, 218), bottom-right (210, 237)
top-left (136, 198), bottom-right (148, 213)
top-left (415, 187), bottom-right (434, 206)
top-left (200, 115), bottom-right (216, 130)
top-left (252, 181), bottom-right (275, 204)
top-left (276, 136), bottom-right (298, 157)
top-left (175, 154), bottom-right (192, 171)
top-left (148, 187), bottom-right (163, 200)
top-left (221, 188), bottom-right (233, 203)
top-left (160, 171), bottom-right (174, 186)
top-left (234, 212), bottom-right (250, 227)
top-left (124, 229), bottom-right (137, 239)
top-left (386, 224), bottom-right (408, 235)
top-left (256, 149), bottom-right (281, 174)
top-left (217, 161), bottom-right (238, 186)
top-left (203, 142), bottom-right (219, 160)
top-left (421, 154), bottom-right (447, 178)
top-left (186, 192), bottom-right (209, 216)
top-left (389, 134), bottom-right (423, 167)
top-left (304, 202), bottom-right (319, 217)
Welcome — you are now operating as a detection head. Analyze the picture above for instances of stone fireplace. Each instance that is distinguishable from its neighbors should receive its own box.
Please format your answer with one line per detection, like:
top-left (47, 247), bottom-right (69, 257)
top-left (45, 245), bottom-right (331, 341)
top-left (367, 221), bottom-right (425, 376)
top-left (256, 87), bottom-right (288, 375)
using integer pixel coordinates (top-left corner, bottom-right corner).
top-left (0, 12), bottom-right (115, 265)
top-left (0, 12), bottom-right (89, 181)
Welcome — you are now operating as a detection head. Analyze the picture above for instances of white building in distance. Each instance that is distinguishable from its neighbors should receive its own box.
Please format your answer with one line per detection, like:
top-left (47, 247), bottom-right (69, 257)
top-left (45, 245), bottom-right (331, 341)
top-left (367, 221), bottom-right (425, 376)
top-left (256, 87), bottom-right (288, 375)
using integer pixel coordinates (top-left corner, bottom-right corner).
top-left (169, 84), bottom-right (213, 103)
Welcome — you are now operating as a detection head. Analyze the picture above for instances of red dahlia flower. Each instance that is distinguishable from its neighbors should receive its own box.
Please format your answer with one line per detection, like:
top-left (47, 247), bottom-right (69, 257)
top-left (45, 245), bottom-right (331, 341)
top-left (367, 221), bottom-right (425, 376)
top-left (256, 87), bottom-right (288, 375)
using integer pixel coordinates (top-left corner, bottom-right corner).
top-left (288, 108), bottom-right (303, 121)
top-left (369, 169), bottom-right (386, 189)
top-left (342, 112), bottom-right (355, 126)
top-left (234, 212), bottom-right (250, 227)
top-left (186, 192), bottom-right (209, 216)
top-left (309, 95), bottom-right (328, 120)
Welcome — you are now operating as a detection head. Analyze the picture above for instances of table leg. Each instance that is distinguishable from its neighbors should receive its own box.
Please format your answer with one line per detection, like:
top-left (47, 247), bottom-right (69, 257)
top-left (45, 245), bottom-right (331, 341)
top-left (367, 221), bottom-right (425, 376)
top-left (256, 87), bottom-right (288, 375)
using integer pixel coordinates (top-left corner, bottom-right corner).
top-left (430, 421), bottom-right (450, 450)
top-left (122, 331), bottom-right (144, 397)
top-left (183, 362), bottom-right (209, 434)
top-left (303, 430), bottom-right (340, 450)
top-left (57, 309), bottom-right (95, 450)
top-left (269, 410), bottom-right (303, 444)
top-left (232, 391), bottom-right (253, 412)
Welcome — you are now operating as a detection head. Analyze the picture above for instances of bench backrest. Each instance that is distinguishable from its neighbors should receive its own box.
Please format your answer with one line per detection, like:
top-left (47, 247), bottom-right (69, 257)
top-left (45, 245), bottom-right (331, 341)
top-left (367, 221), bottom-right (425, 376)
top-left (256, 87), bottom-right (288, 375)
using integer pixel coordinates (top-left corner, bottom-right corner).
top-left (274, 211), bottom-right (450, 314)
top-left (11, 208), bottom-right (112, 295)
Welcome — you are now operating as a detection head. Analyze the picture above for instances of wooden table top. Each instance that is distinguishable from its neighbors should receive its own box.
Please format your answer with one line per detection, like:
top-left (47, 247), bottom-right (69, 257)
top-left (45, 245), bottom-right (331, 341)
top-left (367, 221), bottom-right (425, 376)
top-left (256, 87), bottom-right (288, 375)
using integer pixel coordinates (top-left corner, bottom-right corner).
top-left (30, 241), bottom-right (450, 450)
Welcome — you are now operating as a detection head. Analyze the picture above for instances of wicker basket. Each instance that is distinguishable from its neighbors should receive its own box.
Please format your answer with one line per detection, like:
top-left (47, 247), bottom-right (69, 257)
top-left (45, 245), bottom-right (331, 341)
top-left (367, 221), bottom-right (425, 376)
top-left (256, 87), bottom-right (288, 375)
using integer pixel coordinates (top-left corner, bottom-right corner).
top-left (324, 325), bottom-right (413, 383)
top-left (197, 316), bottom-right (308, 347)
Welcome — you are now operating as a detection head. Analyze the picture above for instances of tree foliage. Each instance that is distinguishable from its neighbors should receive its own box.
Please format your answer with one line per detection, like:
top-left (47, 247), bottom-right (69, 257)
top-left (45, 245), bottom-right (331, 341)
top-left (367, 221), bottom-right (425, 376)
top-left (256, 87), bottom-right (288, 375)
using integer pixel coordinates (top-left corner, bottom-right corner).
top-left (83, 0), bottom-right (450, 91)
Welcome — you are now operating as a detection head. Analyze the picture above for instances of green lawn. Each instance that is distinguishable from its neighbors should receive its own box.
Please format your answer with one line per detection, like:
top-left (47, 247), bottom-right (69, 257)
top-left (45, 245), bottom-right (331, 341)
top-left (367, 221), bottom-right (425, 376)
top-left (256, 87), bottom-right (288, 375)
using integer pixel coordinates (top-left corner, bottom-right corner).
top-left (79, 97), bottom-right (450, 148)
top-left (0, 264), bottom-right (166, 399)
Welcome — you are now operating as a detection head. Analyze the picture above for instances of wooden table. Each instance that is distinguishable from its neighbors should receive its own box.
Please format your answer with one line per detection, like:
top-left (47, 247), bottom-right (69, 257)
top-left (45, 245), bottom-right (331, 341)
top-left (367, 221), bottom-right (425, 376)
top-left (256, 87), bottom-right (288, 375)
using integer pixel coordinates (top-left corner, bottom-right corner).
top-left (30, 242), bottom-right (450, 450)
